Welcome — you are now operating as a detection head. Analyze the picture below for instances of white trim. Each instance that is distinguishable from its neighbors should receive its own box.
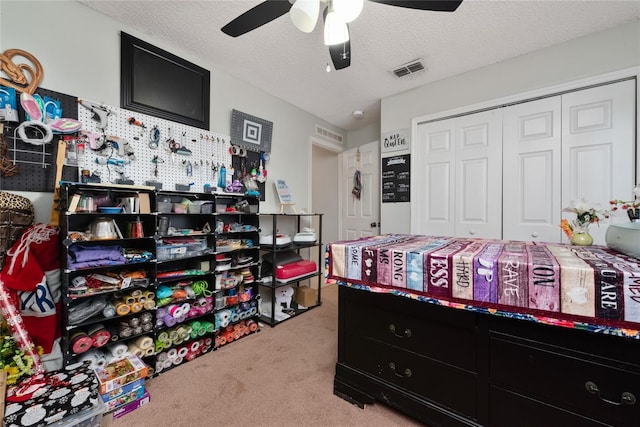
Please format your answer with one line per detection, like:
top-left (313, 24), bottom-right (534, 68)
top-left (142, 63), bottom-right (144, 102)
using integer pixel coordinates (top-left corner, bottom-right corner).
top-left (411, 67), bottom-right (640, 126)
top-left (310, 136), bottom-right (344, 153)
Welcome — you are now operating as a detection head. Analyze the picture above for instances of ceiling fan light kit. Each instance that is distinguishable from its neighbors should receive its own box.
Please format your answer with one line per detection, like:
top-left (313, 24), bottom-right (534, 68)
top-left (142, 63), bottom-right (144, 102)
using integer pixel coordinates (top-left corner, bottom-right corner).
top-left (324, 5), bottom-right (350, 45)
top-left (290, 0), bottom-right (320, 33)
top-left (222, 0), bottom-right (464, 70)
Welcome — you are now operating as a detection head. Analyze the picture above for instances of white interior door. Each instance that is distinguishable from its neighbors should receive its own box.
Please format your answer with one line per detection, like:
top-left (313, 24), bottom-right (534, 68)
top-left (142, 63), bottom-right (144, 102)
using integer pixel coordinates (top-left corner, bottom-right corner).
top-left (454, 109), bottom-right (503, 239)
top-left (561, 79), bottom-right (636, 245)
top-left (503, 96), bottom-right (562, 242)
top-left (413, 118), bottom-right (456, 236)
top-left (340, 141), bottom-right (380, 240)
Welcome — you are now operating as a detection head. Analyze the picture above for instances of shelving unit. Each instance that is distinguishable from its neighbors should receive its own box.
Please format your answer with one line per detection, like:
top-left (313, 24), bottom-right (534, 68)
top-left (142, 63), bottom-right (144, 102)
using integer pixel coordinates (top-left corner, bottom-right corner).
top-left (59, 184), bottom-right (262, 377)
top-left (258, 213), bottom-right (323, 326)
top-left (59, 183), bottom-right (157, 369)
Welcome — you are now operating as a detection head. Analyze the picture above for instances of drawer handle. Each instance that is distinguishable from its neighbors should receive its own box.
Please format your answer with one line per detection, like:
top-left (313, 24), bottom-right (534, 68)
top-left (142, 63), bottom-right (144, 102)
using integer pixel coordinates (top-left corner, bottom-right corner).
top-left (389, 362), bottom-right (412, 378)
top-left (388, 324), bottom-right (412, 338)
top-left (585, 381), bottom-right (637, 406)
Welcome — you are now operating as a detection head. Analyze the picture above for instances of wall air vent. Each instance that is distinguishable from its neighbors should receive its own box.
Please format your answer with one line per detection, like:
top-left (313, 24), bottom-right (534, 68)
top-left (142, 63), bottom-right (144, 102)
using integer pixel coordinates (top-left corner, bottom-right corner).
top-left (391, 59), bottom-right (426, 78)
top-left (315, 125), bottom-right (344, 144)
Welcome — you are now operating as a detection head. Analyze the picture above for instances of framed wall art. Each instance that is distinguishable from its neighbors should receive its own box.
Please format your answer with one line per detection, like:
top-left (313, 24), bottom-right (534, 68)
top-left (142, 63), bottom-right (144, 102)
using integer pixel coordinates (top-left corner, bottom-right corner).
top-left (230, 109), bottom-right (273, 153)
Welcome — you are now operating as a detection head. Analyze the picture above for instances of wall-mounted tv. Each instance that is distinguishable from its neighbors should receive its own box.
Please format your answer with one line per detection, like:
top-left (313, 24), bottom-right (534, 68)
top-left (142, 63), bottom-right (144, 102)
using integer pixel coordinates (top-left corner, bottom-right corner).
top-left (120, 32), bottom-right (210, 130)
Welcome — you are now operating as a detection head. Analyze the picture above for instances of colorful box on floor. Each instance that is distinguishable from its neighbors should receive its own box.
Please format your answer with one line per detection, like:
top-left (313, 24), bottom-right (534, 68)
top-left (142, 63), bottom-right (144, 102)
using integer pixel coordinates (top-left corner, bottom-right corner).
top-left (3, 361), bottom-right (101, 427)
top-left (100, 378), bottom-right (144, 403)
top-left (94, 354), bottom-right (148, 394)
top-left (102, 385), bottom-right (145, 411)
top-left (112, 389), bottom-right (151, 419)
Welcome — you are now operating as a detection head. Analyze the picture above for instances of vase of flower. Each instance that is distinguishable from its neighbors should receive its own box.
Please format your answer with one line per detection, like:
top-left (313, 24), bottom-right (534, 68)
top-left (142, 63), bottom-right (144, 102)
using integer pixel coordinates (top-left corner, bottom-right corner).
top-left (569, 224), bottom-right (593, 246)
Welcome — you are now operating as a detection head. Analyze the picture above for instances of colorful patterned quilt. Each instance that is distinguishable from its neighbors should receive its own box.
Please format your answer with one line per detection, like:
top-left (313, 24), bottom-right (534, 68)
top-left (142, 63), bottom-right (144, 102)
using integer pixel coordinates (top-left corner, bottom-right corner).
top-left (327, 234), bottom-right (640, 339)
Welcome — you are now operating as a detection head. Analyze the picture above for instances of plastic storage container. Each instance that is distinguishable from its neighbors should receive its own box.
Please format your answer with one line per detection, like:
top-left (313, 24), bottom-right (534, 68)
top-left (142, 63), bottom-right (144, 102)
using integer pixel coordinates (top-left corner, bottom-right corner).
top-left (49, 400), bottom-right (104, 427)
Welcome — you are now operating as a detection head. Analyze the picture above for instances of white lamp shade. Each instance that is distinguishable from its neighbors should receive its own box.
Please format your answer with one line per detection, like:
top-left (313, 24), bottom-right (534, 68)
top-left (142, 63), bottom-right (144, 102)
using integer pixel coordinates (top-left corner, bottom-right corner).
top-left (333, 0), bottom-right (364, 23)
top-left (290, 0), bottom-right (319, 33)
top-left (324, 10), bottom-right (349, 45)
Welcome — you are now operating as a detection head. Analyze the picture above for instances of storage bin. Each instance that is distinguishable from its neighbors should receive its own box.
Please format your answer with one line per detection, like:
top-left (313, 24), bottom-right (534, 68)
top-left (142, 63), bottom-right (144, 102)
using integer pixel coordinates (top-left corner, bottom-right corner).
top-left (200, 202), bottom-right (213, 214)
top-left (157, 202), bottom-right (172, 213)
top-left (157, 237), bottom-right (208, 261)
top-left (48, 400), bottom-right (105, 427)
top-left (173, 203), bottom-right (188, 214)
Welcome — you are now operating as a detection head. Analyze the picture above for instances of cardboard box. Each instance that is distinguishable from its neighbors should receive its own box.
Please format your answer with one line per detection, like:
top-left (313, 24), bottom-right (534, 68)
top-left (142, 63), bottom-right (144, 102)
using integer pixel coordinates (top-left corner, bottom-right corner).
top-left (295, 286), bottom-right (318, 307)
top-left (100, 378), bottom-right (145, 405)
top-left (94, 354), bottom-right (148, 395)
top-left (112, 390), bottom-right (151, 420)
top-left (102, 385), bottom-right (145, 411)
top-left (4, 362), bottom-right (100, 427)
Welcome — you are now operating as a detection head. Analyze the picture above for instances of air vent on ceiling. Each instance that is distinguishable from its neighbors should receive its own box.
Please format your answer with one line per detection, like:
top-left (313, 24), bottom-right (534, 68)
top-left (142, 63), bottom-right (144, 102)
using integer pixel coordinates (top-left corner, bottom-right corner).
top-left (391, 59), bottom-right (426, 78)
top-left (316, 125), bottom-right (344, 144)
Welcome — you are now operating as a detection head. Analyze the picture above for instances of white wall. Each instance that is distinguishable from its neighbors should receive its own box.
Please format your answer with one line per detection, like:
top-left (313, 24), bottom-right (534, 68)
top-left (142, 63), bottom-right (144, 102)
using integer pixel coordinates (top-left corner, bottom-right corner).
top-left (0, 0), bottom-right (346, 222)
top-left (380, 19), bottom-right (640, 234)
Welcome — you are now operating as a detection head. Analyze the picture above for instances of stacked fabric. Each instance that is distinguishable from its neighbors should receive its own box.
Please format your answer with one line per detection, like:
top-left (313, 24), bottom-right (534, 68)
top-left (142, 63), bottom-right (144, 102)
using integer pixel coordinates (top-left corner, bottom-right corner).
top-left (328, 234), bottom-right (640, 330)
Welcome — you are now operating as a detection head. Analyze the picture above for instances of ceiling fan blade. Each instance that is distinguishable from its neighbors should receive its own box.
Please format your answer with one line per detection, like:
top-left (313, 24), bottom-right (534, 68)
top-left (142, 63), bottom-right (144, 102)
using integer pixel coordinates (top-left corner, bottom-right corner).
top-left (368, 0), bottom-right (463, 12)
top-left (221, 0), bottom-right (293, 37)
top-left (329, 38), bottom-right (351, 70)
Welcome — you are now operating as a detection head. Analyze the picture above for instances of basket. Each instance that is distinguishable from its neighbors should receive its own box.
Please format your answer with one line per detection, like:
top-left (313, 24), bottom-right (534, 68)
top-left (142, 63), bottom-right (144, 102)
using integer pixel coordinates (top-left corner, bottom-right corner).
top-left (0, 192), bottom-right (35, 267)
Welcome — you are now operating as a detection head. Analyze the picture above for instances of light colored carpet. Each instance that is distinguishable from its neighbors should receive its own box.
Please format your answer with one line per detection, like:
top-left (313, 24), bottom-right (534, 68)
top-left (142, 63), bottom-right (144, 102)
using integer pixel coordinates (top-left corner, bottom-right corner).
top-left (107, 283), bottom-right (423, 426)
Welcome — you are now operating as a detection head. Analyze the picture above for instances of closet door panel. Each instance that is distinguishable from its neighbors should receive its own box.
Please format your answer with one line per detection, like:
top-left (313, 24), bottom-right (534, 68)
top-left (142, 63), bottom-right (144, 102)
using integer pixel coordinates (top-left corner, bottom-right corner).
top-left (455, 110), bottom-right (503, 239)
top-left (414, 119), bottom-right (456, 236)
top-left (561, 79), bottom-right (636, 245)
top-left (503, 97), bottom-right (562, 243)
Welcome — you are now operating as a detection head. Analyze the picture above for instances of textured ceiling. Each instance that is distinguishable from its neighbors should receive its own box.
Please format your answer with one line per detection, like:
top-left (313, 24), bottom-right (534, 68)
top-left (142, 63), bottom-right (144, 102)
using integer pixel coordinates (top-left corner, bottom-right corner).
top-left (78, 0), bottom-right (640, 131)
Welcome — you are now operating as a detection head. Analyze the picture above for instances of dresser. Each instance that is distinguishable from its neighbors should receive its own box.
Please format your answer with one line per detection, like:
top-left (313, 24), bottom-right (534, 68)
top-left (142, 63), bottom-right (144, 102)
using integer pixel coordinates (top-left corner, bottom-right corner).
top-left (334, 285), bottom-right (640, 427)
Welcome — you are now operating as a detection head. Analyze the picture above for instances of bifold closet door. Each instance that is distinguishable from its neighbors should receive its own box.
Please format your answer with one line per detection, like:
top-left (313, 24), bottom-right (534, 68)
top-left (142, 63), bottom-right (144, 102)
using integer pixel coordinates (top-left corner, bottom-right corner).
top-left (413, 110), bottom-right (502, 239)
top-left (561, 79), bottom-right (635, 246)
top-left (502, 96), bottom-right (562, 243)
top-left (413, 118), bottom-right (456, 237)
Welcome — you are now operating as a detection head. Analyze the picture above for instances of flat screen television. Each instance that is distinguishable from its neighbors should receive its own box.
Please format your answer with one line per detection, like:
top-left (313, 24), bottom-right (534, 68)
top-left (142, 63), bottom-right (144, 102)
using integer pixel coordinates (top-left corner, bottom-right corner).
top-left (120, 32), bottom-right (210, 130)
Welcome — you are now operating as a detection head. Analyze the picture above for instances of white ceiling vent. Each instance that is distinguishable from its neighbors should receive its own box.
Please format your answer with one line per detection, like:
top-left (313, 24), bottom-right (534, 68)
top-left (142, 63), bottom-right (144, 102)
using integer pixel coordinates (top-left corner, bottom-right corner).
top-left (391, 59), bottom-right (426, 78)
top-left (316, 125), bottom-right (344, 144)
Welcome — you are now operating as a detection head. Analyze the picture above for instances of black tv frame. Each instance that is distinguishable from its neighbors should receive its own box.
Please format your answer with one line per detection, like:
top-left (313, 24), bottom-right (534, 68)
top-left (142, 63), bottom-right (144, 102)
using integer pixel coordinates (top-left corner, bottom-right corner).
top-left (120, 32), bottom-right (210, 130)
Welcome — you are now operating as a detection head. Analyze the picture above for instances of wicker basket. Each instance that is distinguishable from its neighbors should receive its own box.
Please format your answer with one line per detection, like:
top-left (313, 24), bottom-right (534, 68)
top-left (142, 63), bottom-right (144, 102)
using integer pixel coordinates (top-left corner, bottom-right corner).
top-left (0, 193), bottom-right (35, 267)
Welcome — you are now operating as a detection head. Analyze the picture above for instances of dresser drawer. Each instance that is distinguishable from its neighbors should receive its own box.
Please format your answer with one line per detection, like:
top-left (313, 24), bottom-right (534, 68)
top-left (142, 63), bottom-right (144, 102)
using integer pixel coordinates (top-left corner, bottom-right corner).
top-left (489, 336), bottom-right (640, 425)
top-left (344, 333), bottom-right (478, 418)
top-left (489, 386), bottom-right (610, 427)
top-left (342, 288), bottom-right (477, 371)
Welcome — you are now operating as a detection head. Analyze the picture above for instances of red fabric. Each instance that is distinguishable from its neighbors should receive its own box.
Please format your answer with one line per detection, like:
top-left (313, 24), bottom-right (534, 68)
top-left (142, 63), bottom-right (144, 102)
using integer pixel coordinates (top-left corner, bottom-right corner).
top-left (1, 224), bottom-right (61, 353)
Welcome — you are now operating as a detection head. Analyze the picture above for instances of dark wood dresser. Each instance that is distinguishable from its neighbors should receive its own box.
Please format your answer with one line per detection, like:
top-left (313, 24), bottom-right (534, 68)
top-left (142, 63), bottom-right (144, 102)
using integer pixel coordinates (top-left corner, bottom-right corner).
top-left (334, 285), bottom-right (640, 427)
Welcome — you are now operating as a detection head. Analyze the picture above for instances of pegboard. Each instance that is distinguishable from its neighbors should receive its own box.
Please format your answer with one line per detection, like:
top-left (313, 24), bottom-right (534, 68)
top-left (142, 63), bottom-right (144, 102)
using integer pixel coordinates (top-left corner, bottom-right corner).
top-left (76, 101), bottom-right (232, 192)
top-left (0, 88), bottom-right (78, 192)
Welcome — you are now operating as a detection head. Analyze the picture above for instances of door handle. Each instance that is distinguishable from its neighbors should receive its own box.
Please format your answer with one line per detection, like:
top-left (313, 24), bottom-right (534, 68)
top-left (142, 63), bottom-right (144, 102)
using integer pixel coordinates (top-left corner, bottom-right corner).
top-left (370, 222), bottom-right (380, 228)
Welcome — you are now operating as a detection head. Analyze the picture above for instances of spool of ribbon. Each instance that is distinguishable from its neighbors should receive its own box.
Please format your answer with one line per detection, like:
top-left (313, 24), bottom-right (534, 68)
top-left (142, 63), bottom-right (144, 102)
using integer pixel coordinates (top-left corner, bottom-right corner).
top-left (0, 280), bottom-right (45, 374)
top-left (135, 335), bottom-right (153, 351)
top-left (106, 343), bottom-right (128, 358)
top-left (102, 303), bottom-right (117, 318)
top-left (132, 326), bottom-right (143, 335)
top-left (143, 299), bottom-right (156, 310)
top-left (70, 331), bottom-right (94, 354)
top-left (190, 341), bottom-right (200, 353)
top-left (129, 317), bottom-right (141, 328)
top-left (130, 301), bottom-right (143, 313)
top-left (247, 320), bottom-right (258, 333)
top-left (87, 324), bottom-right (111, 348)
top-left (142, 322), bottom-right (154, 332)
top-left (177, 346), bottom-right (189, 358)
top-left (156, 351), bottom-right (168, 363)
top-left (155, 341), bottom-right (165, 353)
top-left (141, 311), bottom-right (153, 324)
top-left (78, 349), bottom-right (106, 369)
top-left (127, 343), bottom-right (144, 358)
top-left (167, 348), bottom-right (178, 360)
top-left (144, 291), bottom-right (155, 300)
top-left (155, 361), bottom-right (164, 374)
top-left (115, 301), bottom-right (131, 316)
top-left (173, 356), bottom-right (183, 366)
top-left (163, 358), bottom-right (173, 369)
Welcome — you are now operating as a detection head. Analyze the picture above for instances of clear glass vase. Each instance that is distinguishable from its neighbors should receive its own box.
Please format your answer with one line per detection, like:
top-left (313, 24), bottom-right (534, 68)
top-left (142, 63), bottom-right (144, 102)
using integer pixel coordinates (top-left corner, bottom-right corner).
top-left (570, 224), bottom-right (593, 246)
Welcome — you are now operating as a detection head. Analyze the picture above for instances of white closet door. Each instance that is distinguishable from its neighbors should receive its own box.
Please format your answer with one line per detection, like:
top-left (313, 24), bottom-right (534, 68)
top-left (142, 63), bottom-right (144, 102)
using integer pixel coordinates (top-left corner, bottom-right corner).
top-left (455, 109), bottom-right (503, 239)
top-left (414, 118), bottom-right (456, 236)
top-left (562, 79), bottom-right (636, 246)
top-left (503, 97), bottom-right (562, 243)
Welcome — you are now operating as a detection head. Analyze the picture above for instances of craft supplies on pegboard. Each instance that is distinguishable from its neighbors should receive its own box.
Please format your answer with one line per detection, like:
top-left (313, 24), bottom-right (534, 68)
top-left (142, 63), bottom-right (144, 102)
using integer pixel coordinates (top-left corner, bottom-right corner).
top-left (76, 101), bottom-right (232, 191)
top-left (0, 87), bottom-right (79, 192)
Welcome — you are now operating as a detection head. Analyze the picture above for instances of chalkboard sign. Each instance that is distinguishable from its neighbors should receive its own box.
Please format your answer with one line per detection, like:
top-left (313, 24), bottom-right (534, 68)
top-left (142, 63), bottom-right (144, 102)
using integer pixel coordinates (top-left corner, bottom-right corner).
top-left (382, 154), bottom-right (410, 203)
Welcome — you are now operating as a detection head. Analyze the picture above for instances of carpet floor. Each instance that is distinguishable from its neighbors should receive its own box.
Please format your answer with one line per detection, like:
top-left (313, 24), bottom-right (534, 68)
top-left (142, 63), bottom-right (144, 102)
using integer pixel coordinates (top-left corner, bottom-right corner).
top-left (107, 283), bottom-right (423, 426)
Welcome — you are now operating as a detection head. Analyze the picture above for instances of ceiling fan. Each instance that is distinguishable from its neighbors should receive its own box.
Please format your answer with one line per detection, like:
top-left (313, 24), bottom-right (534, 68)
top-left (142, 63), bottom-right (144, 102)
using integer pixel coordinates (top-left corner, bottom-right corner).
top-left (221, 0), bottom-right (463, 70)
